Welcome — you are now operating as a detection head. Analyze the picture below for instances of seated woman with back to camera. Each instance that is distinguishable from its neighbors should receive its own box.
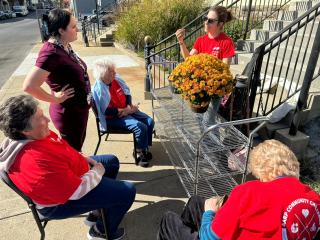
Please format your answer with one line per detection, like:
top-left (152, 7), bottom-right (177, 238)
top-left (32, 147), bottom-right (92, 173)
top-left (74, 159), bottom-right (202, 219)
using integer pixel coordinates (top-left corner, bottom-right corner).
top-left (158, 140), bottom-right (320, 240)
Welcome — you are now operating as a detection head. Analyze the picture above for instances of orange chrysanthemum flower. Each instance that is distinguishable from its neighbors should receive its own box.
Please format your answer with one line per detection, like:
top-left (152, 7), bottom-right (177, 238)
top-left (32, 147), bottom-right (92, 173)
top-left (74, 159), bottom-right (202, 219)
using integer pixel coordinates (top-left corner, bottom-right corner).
top-left (168, 54), bottom-right (235, 105)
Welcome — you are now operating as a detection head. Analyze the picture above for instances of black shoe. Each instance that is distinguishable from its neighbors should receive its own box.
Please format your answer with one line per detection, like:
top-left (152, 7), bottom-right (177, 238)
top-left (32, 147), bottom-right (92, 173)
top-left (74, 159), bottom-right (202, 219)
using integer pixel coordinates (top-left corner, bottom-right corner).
top-left (84, 212), bottom-right (99, 227)
top-left (136, 152), bottom-right (150, 167)
top-left (144, 150), bottom-right (152, 160)
top-left (87, 226), bottom-right (125, 240)
top-left (110, 228), bottom-right (125, 240)
top-left (87, 226), bottom-right (107, 240)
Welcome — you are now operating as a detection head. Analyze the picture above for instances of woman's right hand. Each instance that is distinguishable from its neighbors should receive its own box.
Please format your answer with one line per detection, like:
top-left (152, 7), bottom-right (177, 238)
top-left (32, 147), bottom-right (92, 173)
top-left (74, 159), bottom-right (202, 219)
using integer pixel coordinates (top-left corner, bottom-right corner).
top-left (92, 162), bottom-right (105, 176)
top-left (53, 84), bottom-right (75, 103)
top-left (204, 197), bottom-right (220, 212)
top-left (118, 106), bottom-right (131, 118)
top-left (175, 29), bottom-right (186, 44)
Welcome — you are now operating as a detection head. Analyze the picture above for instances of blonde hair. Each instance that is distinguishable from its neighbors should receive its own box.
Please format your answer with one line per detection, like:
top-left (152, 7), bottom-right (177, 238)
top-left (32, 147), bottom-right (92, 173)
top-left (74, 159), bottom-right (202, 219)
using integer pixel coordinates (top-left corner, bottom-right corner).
top-left (249, 140), bottom-right (300, 180)
top-left (92, 59), bottom-right (116, 80)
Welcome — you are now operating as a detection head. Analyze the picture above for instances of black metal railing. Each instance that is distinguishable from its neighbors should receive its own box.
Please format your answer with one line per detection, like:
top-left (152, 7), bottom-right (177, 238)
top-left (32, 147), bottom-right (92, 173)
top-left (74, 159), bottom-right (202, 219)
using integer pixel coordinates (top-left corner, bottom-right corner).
top-left (243, 2), bottom-right (320, 130)
top-left (144, 0), bottom-right (294, 95)
top-left (81, 2), bottom-right (118, 46)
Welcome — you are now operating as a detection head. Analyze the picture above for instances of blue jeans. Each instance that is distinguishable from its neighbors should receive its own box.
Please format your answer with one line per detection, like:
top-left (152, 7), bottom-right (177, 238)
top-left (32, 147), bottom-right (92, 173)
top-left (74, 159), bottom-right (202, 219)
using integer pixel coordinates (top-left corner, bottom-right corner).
top-left (107, 111), bottom-right (154, 150)
top-left (38, 154), bottom-right (136, 238)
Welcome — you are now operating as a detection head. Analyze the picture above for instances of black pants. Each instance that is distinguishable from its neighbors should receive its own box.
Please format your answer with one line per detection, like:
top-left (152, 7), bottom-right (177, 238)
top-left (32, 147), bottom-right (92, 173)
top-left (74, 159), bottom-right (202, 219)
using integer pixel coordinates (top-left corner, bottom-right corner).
top-left (158, 195), bottom-right (205, 240)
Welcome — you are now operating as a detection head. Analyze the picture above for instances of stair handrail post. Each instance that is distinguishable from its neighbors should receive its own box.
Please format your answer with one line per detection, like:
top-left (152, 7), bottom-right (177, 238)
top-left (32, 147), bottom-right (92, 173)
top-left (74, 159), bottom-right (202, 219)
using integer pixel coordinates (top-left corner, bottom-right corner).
top-left (289, 22), bottom-right (320, 136)
top-left (95, 0), bottom-right (100, 35)
top-left (144, 36), bottom-right (153, 95)
top-left (243, 0), bottom-right (254, 40)
top-left (246, 46), bottom-right (265, 118)
top-left (81, 17), bottom-right (89, 47)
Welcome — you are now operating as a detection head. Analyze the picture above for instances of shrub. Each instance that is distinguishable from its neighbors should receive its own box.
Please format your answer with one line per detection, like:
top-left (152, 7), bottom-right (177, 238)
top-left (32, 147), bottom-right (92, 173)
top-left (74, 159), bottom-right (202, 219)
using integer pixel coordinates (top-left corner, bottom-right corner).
top-left (115, 0), bottom-right (206, 51)
top-left (224, 19), bottom-right (244, 43)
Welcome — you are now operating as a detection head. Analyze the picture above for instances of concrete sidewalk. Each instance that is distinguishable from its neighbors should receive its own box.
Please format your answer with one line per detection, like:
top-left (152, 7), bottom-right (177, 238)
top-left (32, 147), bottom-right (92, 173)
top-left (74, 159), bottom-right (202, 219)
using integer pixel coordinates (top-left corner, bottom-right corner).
top-left (0, 36), bottom-right (188, 239)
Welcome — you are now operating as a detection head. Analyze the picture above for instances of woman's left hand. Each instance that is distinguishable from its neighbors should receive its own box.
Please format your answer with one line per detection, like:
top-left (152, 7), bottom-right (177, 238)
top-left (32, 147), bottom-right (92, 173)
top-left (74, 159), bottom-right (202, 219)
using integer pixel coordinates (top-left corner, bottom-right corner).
top-left (87, 158), bottom-right (98, 166)
top-left (131, 104), bottom-right (139, 113)
top-left (204, 197), bottom-right (220, 212)
top-left (118, 106), bottom-right (131, 118)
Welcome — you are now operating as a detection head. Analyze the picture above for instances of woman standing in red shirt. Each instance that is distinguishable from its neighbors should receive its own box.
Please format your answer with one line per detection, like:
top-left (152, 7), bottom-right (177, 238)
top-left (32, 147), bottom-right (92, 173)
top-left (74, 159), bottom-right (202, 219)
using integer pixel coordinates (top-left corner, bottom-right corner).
top-left (176, 6), bottom-right (235, 124)
top-left (176, 6), bottom-right (235, 64)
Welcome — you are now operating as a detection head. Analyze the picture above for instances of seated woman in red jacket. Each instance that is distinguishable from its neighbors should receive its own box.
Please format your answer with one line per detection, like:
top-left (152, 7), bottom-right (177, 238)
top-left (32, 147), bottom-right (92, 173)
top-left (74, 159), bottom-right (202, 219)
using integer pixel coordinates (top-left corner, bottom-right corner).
top-left (0, 95), bottom-right (135, 240)
top-left (158, 140), bottom-right (320, 240)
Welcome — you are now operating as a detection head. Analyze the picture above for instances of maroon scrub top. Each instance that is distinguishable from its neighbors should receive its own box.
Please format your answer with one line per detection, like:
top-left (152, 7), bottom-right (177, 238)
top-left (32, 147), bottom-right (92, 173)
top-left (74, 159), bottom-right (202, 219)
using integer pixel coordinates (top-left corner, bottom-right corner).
top-left (35, 42), bottom-right (90, 151)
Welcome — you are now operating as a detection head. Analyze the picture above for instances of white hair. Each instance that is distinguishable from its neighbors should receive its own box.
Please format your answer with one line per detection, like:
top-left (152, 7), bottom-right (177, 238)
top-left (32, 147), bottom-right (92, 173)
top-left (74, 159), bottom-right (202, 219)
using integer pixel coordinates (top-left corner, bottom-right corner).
top-left (92, 59), bottom-right (116, 80)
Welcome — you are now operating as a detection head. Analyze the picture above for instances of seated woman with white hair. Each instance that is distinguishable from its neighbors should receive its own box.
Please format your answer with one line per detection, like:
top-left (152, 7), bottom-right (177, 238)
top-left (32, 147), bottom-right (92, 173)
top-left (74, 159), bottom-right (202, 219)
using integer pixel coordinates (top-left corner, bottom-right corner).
top-left (158, 140), bottom-right (320, 240)
top-left (92, 59), bottom-right (154, 168)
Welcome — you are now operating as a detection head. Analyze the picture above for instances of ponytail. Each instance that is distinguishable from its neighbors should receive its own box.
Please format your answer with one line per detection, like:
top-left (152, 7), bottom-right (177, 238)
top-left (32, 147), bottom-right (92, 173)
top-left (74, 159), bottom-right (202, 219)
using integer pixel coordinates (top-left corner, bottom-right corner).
top-left (209, 6), bottom-right (233, 23)
top-left (226, 10), bottom-right (233, 23)
top-left (41, 13), bottom-right (50, 41)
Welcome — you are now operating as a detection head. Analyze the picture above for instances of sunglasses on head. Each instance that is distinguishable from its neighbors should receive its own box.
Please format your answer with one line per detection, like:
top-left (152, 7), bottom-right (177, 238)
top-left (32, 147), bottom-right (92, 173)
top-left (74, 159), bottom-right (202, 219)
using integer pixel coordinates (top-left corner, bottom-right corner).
top-left (202, 16), bottom-right (218, 24)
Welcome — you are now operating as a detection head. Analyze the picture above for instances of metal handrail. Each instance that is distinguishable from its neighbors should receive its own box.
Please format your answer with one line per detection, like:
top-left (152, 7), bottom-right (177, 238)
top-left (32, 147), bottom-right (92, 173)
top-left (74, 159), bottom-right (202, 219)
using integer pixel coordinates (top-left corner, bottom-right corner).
top-left (146, 0), bottom-right (294, 59)
top-left (262, 2), bottom-right (320, 54)
top-left (81, 2), bottom-right (118, 46)
top-left (243, 2), bottom-right (320, 135)
top-left (151, 0), bottom-right (226, 47)
top-left (143, 0), bottom-right (296, 99)
top-left (194, 116), bottom-right (269, 194)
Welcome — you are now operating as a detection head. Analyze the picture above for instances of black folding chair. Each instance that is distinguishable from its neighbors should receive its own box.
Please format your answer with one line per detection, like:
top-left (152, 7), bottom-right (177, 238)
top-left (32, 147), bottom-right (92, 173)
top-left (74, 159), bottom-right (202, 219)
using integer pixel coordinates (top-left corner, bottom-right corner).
top-left (0, 171), bottom-right (108, 240)
top-left (91, 99), bottom-right (138, 164)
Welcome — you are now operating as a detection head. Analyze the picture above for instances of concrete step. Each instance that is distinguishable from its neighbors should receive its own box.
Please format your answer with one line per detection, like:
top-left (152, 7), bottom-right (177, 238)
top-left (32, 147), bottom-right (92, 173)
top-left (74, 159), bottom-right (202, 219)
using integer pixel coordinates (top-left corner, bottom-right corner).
top-left (238, 37), bottom-right (316, 62)
top-left (100, 41), bottom-right (114, 47)
top-left (249, 29), bottom-right (278, 42)
top-left (263, 19), bottom-right (319, 32)
top-left (99, 31), bottom-right (115, 47)
top-left (257, 121), bottom-right (290, 139)
top-left (238, 53), bottom-right (320, 90)
top-left (232, 50), bottom-right (249, 65)
top-left (277, 10), bottom-right (299, 21)
top-left (237, 40), bottom-right (263, 52)
top-left (307, 93), bottom-right (320, 120)
top-left (249, 28), bottom-right (317, 44)
top-left (237, 39), bottom-right (318, 63)
top-left (289, 1), bottom-right (313, 11)
top-left (100, 35), bottom-right (114, 41)
top-left (240, 25), bottom-right (317, 53)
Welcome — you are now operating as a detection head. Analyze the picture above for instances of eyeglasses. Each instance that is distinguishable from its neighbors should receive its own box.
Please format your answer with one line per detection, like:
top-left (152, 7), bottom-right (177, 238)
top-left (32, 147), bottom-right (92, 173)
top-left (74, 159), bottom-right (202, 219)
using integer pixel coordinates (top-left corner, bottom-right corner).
top-left (202, 16), bottom-right (218, 24)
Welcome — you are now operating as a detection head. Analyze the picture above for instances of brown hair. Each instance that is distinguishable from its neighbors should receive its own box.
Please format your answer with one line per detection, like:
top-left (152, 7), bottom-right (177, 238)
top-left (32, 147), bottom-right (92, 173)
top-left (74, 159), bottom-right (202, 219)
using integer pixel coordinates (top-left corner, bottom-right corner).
top-left (0, 95), bottom-right (39, 140)
top-left (209, 6), bottom-right (233, 23)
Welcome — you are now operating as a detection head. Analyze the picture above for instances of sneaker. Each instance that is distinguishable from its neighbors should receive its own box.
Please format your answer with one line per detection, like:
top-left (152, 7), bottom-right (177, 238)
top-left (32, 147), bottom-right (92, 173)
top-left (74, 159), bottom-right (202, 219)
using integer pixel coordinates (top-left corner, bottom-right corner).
top-left (110, 228), bottom-right (125, 240)
top-left (84, 212), bottom-right (99, 227)
top-left (144, 150), bottom-right (152, 160)
top-left (87, 226), bottom-right (107, 240)
top-left (87, 226), bottom-right (125, 240)
top-left (136, 152), bottom-right (149, 168)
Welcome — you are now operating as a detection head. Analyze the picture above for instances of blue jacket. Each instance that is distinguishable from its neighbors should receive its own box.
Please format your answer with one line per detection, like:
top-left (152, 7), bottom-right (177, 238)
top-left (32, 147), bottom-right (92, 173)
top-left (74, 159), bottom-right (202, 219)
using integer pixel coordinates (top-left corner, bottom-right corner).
top-left (200, 210), bottom-right (220, 240)
top-left (92, 74), bottom-right (130, 131)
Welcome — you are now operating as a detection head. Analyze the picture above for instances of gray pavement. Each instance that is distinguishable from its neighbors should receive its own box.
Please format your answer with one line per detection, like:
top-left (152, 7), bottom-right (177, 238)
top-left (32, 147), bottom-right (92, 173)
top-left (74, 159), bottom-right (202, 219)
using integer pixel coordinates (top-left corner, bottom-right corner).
top-left (0, 12), bottom-right (40, 88)
top-left (0, 34), bottom-right (188, 239)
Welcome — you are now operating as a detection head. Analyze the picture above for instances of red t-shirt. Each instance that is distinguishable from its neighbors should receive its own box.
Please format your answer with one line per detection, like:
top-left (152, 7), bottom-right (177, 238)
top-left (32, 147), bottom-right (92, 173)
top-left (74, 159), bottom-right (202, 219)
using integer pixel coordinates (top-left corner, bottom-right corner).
top-left (8, 131), bottom-right (89, 205)
top-left (211, 177), bottom-right (320, 239)
top-left (193, 33), bottom-right (235, 60)
top-left (108, 80), bottom-right (126, 109)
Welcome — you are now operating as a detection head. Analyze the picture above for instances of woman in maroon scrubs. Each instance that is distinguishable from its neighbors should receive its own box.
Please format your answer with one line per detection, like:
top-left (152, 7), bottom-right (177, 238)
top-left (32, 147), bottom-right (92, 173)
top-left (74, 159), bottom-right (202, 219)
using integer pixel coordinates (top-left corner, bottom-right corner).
top-left (23, 8), bottom-right (91, 151)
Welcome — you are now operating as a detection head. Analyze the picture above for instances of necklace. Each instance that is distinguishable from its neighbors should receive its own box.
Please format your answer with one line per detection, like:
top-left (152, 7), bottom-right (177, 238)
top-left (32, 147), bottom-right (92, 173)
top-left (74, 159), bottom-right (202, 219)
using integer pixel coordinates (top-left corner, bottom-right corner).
top-left (49, 38), bottom-right (92, 105)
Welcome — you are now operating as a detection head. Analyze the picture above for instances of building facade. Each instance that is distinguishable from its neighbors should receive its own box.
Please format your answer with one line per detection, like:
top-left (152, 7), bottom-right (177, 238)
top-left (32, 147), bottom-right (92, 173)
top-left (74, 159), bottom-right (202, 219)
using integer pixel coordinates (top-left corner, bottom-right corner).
top-left (7, 0), bottom-right (27, 7)
top-left (0, 0), bottom-right (11, 10)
